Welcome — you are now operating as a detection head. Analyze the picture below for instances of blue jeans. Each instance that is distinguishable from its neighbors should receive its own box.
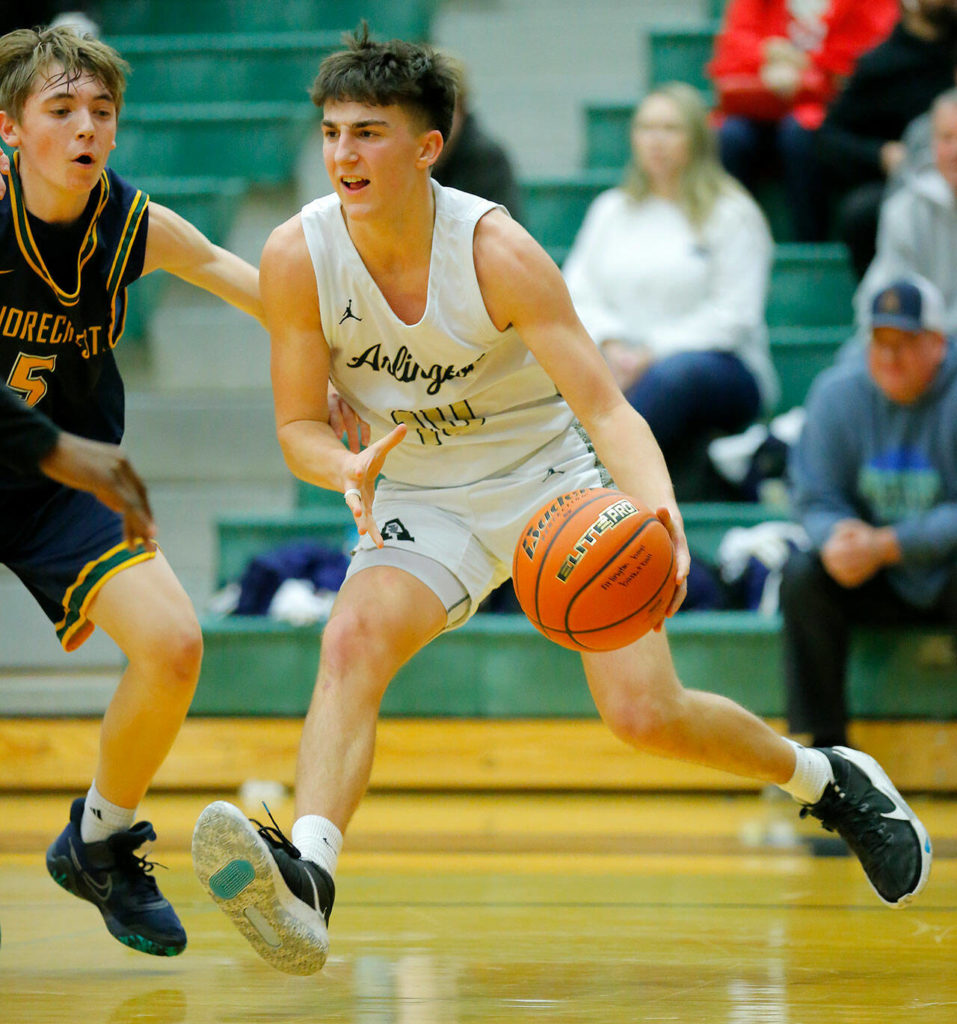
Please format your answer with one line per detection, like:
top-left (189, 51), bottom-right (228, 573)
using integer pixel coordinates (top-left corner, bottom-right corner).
top-left (719, 113), bottom-right (828, 242)
top-left (625, 350), bottom-right (761, 459)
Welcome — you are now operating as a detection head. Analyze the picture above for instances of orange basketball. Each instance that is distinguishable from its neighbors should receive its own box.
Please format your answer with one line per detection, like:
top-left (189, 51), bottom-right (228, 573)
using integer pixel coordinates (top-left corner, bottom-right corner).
top-left (512, 488), bottom-right (676, 652)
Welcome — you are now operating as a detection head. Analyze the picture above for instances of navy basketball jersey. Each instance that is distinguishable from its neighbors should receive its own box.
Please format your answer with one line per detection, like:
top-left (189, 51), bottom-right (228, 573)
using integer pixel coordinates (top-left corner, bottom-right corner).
top-left (0, 155), bottom-right (149, 484)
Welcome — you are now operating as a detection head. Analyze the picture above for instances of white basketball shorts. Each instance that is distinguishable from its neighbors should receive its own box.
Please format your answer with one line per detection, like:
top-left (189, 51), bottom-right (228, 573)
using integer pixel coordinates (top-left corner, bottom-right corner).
top-left (346, 425), bottom-right (610, 629)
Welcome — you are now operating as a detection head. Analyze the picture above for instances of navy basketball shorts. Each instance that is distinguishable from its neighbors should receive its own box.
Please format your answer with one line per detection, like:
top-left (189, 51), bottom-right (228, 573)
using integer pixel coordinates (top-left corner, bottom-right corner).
top-left (3, 484), bottom-right (155, 650)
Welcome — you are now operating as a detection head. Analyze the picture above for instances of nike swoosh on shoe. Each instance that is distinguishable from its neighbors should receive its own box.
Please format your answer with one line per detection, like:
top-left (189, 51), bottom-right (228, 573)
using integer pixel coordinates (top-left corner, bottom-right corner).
top-left (70, 839), bottom-right (113, 899)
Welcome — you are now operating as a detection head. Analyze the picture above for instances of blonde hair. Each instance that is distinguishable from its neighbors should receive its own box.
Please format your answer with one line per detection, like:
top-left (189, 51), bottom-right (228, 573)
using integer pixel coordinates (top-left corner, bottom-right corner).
top-left (623, 82), bottom-right (746, 228)
top-left (0, 26), bottom-right (128, 121)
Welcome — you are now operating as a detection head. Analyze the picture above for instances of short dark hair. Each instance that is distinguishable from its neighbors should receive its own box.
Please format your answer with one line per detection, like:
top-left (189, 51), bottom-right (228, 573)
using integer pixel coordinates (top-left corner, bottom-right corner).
top-left (310, 24), bottom-right (456, 141)
top-left (0, 26), bottom-right (128, 121)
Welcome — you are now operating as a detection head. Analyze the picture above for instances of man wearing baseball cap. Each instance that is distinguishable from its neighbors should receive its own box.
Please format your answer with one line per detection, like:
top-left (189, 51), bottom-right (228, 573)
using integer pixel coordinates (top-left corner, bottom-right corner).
top-left (781, 274), bottom-right (957, 750)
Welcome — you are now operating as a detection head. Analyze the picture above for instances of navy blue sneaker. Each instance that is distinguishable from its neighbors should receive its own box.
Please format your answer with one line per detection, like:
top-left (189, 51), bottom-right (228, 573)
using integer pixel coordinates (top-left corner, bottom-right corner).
top-left (801, 747), bottom-right (932, 907)
top-left (192, 801), bottom-right (334, 975)
top-left (46, 797), bottom-right (186, 956)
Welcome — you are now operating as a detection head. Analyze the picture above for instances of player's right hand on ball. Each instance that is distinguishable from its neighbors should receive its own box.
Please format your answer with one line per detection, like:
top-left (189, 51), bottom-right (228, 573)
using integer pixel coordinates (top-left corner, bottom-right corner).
top-left (342, 424), bottom-right (407, 547)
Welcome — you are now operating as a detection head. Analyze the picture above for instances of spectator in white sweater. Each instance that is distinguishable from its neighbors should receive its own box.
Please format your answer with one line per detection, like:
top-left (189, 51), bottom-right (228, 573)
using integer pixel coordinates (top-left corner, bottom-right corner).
top-left (564, 83), bottom-right (777, 492)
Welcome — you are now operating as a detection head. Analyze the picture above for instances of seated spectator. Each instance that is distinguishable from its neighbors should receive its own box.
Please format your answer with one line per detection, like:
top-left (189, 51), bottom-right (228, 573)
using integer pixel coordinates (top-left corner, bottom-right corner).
top-left (708, 0), bottom-right (896, 241)
top-left (781, 276), bottom-right (957, 749)
top-left (431, 55), bottom-right (524, 224)
top-left (563, 82), bottom-right (777, 499)
top-left (817, 0), bottom-right (957, 279)
top-left (855, 87), bottom-right (957, 332)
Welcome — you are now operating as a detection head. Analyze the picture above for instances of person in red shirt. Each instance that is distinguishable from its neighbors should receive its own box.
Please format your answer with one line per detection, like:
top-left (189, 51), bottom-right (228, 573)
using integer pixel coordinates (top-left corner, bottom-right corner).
top-left (708, 0), bottom-right (897, 240)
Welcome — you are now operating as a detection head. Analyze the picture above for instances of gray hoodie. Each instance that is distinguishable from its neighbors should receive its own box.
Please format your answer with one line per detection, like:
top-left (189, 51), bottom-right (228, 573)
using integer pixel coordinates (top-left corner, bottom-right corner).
top-left (855, 169), bottom-right (957, 333)
top-left (789, 338), bottom-right (957, 607)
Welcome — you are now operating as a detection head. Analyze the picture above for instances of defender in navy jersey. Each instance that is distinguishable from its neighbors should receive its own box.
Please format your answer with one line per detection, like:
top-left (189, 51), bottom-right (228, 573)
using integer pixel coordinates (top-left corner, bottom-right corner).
top-left (0, 25), bottom-right (263, 956)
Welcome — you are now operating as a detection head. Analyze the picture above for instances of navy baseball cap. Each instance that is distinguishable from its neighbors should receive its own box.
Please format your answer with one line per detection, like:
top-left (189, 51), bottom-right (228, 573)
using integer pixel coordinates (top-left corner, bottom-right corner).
top-left (869, 277), bottom-right (945, 334)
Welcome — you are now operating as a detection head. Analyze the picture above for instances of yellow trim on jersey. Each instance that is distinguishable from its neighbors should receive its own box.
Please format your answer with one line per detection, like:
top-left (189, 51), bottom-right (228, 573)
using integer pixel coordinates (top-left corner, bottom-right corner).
top-left (106, 189), bottom-right (148, 295)
top-left (105, 188), bottom-right (149, 345)
top-left (8, 152), bottom-right (109, 307)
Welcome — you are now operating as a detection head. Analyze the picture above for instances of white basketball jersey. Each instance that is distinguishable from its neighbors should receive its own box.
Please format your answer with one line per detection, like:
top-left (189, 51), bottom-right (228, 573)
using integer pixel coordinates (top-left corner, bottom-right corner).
top-left (300, 181), bottom-right (574, 486)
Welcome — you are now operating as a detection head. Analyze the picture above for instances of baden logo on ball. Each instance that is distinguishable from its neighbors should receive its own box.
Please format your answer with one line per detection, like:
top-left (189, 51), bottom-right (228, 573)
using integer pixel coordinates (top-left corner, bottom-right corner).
top-left (512, 488), bottom-right (676, 652)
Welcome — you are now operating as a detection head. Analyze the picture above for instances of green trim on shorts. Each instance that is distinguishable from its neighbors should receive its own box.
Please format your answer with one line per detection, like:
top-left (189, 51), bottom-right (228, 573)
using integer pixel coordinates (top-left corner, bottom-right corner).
top-left (55, 541), bottom-right (156, 651)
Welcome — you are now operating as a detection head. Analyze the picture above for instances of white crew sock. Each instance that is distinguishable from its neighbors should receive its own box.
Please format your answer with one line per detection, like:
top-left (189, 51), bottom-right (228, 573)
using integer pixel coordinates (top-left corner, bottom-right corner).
top-left (292, 815), bottom-right (343, 879)
top-left (80, 781), bottom-right (136, 844)
top-left (778, 739), bottom-right (834, 805)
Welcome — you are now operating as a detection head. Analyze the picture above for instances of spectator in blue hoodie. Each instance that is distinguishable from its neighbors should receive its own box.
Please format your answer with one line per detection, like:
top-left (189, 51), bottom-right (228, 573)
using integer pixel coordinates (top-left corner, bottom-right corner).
top-left (781, 275), bottom-right (957, 749)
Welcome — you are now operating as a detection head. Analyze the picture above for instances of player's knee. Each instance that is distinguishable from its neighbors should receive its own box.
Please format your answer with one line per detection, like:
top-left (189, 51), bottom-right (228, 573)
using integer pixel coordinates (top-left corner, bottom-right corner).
top-left (132, 611), bottom-right (203, 688)
top-left (167, 618), bottom-right (204, 684)
top-left (318, 604), bottom-right (388, 676)
top-left (601, 690), bottom-right (680, 750)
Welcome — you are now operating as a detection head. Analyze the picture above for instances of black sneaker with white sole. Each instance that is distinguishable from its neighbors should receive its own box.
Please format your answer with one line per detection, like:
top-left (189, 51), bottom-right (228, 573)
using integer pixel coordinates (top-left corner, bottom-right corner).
top-left (192, 801), bottom-right (335, 975)
top-left (801, 746), bottom-right (932, 907)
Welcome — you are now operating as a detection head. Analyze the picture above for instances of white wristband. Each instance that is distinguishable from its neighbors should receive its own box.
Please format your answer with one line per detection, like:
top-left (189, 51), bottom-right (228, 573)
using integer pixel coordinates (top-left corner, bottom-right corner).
top-left (343, 488), bottom-right (361, 502)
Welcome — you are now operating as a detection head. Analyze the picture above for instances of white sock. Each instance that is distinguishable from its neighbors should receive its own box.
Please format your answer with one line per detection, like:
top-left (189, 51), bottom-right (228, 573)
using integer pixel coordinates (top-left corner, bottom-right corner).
top-left (291, 815), bottom-right (343, 879)
top-left (778, 739), bottom-right (834, 805)
top-left (81, 782), bottom-right (136, 844)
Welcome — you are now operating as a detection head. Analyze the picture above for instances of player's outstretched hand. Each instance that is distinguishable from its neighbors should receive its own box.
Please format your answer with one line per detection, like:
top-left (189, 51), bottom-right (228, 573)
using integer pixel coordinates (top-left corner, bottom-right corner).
top-left (654, 505), bottom-right (689, 622)
top-left (328, 385), bottom-right (369, 454)
top-left (342, 424), bottom-right (407, 547)
top-left (40, 433), bottom-right (156, 549)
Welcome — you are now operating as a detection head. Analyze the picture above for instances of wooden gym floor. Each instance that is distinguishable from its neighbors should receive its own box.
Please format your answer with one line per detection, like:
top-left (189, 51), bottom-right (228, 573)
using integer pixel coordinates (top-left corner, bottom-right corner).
top-left (1, 789), bottom-right (956, 1023)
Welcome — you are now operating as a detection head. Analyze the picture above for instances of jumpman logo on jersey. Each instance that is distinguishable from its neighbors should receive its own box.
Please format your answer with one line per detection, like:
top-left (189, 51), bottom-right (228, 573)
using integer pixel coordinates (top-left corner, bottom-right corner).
top-left (339, 299), bottom-right (362, 325)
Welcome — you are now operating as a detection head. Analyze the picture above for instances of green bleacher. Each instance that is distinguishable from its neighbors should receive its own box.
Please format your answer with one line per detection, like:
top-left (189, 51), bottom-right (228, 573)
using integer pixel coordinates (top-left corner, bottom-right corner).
top-left (113, 32), bottom-right (340, 105)
top-left (112, 101), bottom-right (316, 183)
top-left (99, 0), bottom-right (438, 38)
top-left (646, 23), bottom-right (718, 96)
top-left (196, 610), bottom-right (957, 720)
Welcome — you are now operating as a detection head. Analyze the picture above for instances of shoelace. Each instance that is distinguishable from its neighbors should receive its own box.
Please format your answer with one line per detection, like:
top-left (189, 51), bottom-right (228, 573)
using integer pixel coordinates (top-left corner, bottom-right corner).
top-left (108, 829), bottom-right (166, 896)
top-left (251, 803), bottom-right (303, 861)
top-left (801, 787), bottom-right (892, 856)
top-left (251, 804), bottom-right (332, 920)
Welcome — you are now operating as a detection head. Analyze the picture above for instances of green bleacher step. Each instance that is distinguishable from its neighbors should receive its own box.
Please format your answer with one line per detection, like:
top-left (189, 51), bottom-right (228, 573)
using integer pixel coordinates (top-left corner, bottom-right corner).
top-left (647, 23), bottom-right (718, 95)
top-left (109, 32), bottom-right (340, 105)
top-left (521, 170), bottom-right (620, 251)
top-left (584, 101), bottom-right (631, 171)
top-left (770, 325), bottom-right (850, 411)
top-left (194, 611), bottom-right (781, 716)
top-left (194, 611), bottom-right (957, 719)
top-left (111, 102), bottom-right (317, 184)
top-left (99, 0), bottom-right (438, 39)
top-left (768, 243), bottom-right (855, 328)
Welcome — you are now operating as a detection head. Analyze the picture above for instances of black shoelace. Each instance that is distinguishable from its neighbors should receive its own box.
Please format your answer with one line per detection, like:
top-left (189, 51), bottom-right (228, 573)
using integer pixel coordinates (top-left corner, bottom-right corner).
top-left (251, 803), bottom-right (303, 860)
top-left (109, 831), bottom-right (166, 896)
top-left (801, 787), bottom-right (892, 856)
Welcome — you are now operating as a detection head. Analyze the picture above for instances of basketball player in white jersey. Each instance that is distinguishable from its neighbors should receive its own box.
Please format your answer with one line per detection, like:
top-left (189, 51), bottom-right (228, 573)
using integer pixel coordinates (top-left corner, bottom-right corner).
top-left (192, 27), bottom-right (932, 975)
